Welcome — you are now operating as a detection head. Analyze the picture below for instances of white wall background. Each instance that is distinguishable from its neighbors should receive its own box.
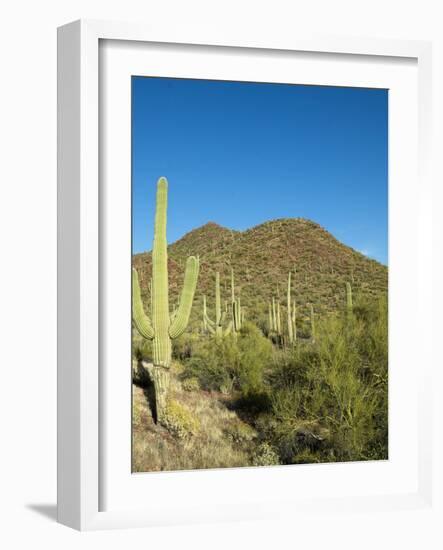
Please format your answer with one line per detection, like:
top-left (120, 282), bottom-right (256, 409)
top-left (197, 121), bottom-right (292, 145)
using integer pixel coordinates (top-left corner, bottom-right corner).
top-left (0, 1), bottom-right (441, 548)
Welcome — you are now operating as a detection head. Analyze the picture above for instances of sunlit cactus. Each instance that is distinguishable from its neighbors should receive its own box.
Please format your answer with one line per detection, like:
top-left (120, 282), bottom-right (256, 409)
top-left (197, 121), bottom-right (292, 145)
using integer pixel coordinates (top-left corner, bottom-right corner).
top-left (287, 272), bottom-right (295, 344)
top-left (272, 297), bottom-right (277, 334)
top-left (204, 272), bottom-right (232, 338)
top-left (231, 268), bottom-right (243, 334)
top-left (310, 303), bottom-right (316, 342)
top-left (132, 177), bottom-right (199, 424)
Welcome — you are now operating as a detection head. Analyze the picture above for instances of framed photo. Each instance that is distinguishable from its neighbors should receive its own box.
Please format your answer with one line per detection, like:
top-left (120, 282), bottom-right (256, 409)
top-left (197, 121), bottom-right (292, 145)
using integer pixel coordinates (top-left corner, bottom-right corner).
top-left (57, 19), bottom-right (433, 530)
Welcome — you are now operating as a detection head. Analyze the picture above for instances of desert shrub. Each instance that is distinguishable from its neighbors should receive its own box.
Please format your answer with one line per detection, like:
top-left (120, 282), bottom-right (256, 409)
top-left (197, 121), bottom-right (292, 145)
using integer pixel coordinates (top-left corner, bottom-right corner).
top-left (162, 400), bottom-right (200, 439)
top-left (224, 418), bottom-right (257, 444)
top-left (184, 324), bottom-right (272, 399)
top-left (264, 301), bottom-right (388, 464)
top-left (133, 338), bottom-right (152, 362)
top-left (252, 443), bottom-right (280, 467)
top-left (236, 323), bottom-right (273, 396)
top-left (172, 332), bottom-right (199, 361)
top-left (181, 377), bottom-right (200, 392)
top-left (184, 336), bottom-right (239, 392)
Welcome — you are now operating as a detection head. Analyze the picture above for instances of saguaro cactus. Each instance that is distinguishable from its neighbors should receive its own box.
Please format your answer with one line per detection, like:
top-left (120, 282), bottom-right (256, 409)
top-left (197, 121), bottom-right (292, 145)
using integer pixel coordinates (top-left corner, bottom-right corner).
top-left (272, 297), bottom-right (277, 334)
top-left (269, 296), bottom-right (282, 340)
top-left (287, 271), bottom-right (297, 345)
top-left (310, 304), bottom-right (316, 342)
top-left (231, 268), bottom-right (243, 334)
top-left (132, 177), bottom-right (199, 424)
top-left (204, 272), bottom-right (232, 338)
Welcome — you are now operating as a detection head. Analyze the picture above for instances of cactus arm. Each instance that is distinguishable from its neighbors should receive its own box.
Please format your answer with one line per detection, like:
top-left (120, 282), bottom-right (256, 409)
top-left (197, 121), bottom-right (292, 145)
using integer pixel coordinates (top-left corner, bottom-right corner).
top-left (170, 307), bottom-right (177, 323)
top-left (169, 256), bottom-right (200, 339)
top-left (215, 272), bottom-right (222, 325)
top-left (132, 268), bottom-right (155, 340)
top-left (204, 312), bottom-right (216, 328)
top-left (207, 323), bottom-right (216, 335)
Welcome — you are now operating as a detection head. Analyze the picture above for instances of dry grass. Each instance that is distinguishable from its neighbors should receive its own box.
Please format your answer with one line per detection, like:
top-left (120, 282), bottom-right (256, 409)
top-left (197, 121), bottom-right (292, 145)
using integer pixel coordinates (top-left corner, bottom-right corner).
top-left (132, 362), bottom-right (257, 473)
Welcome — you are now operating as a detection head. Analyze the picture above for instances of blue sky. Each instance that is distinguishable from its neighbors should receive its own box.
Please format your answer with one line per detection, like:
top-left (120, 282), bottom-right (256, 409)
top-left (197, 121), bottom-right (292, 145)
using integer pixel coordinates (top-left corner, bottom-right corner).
top-left (132, 77), bottom-right (388, 264)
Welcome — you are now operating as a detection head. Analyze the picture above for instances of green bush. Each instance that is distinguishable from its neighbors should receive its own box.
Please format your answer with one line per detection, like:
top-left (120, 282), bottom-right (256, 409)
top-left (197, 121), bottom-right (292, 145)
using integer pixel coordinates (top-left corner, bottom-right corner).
top-left (236, 323), bottom-right (273, 396)
top-left (252, 443), bottom-right (280, 467)
top-left (184, 336), bottom-right (239, 392)
top-left (183, 323), bottom-right (272, 398)
top-left (264, 297), bottom-right (388, 464)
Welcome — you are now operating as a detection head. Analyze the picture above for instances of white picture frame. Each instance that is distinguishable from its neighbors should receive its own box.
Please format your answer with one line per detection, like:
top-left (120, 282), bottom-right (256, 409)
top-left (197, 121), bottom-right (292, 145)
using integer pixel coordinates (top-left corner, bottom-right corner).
top-left (57, 19), bottom-right (433, 531)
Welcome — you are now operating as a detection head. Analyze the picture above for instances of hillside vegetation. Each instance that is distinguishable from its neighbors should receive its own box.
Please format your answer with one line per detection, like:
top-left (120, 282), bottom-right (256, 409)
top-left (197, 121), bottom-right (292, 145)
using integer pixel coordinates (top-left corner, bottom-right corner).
top-left (133, 219), bottom-right (387, 327)
top-left (132, 218), bottom-right (388, 472)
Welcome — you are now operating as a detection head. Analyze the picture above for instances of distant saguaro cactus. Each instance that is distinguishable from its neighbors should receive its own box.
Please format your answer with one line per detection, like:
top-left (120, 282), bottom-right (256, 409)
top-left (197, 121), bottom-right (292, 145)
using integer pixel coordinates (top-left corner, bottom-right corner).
top-left (231, 268), bottom-right (243, 334)
top-left (204, 272), bottom-right (232, 338)
top-left (132, 177), bottom-right (200, 424)
top-left (287, 271), bottom-right (297, 344)
top-left (310, 304), bottom-right (316, 342)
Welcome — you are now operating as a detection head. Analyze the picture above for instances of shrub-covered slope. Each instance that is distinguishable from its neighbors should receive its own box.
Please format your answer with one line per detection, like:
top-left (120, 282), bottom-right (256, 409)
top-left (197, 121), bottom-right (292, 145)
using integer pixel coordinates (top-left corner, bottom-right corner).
top-left (133, 218), bottom-right (387, 327)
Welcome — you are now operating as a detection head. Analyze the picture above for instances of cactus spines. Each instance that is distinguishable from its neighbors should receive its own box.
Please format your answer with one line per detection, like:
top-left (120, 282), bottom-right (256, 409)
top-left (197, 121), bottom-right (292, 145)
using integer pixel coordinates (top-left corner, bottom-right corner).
top-left (204, 272), bottom-right (232, 338)
top-left (132, 177), bottom-right (199, 423)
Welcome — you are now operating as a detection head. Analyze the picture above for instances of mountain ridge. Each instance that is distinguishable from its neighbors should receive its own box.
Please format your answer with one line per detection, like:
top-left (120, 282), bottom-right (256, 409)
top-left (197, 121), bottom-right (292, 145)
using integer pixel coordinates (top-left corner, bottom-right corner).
top-left (133, 217), bottom-right (387, 328)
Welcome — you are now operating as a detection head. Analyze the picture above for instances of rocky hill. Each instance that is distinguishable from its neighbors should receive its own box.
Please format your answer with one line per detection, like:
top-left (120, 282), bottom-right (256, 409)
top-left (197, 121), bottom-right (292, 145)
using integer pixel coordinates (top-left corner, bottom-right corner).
top-left (132, 218), bottom-right (388, 328)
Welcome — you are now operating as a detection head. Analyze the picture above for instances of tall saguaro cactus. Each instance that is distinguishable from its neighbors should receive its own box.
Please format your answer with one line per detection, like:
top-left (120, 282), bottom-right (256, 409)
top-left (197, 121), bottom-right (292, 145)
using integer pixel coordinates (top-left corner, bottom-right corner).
top-left (231, 268), bottom-right (243, 334)
top-left (287, 271), bottom-right (297, 345)
top-left (132, 177), bottom-right (199, 424)
top-left (204, 272), bottom-right (232, 338)
top-left (310, 304), bottom-right (316, 343)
